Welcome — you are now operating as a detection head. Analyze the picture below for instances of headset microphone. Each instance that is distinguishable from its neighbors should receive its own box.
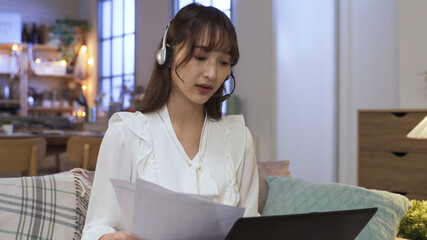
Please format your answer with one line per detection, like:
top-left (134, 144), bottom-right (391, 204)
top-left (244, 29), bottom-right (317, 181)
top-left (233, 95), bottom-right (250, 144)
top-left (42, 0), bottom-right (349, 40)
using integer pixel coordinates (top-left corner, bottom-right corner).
top-left (220, 72), bottom-right (236, 102)
top-left (156, 22), bottom-right (172, 67)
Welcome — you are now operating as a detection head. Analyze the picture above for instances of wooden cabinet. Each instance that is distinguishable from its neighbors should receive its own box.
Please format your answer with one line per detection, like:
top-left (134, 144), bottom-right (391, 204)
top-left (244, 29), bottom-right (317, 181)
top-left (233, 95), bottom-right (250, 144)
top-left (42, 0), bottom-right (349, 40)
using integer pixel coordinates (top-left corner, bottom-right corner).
top-left (358, 109), bottom-right (427, 200)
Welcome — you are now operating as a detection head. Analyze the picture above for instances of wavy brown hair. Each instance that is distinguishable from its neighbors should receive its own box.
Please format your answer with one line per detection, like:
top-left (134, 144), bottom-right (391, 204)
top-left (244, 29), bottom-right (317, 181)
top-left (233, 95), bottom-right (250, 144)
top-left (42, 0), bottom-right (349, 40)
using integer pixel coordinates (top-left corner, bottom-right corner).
top-left (137, 3), bottom-right (239, 120)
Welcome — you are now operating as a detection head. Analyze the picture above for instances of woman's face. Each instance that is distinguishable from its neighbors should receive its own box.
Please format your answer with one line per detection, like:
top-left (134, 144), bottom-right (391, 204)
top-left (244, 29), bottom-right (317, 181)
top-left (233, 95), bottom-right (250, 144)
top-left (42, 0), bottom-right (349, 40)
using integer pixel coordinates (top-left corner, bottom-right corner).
top-left (170, 41), bottom-right (232, 106)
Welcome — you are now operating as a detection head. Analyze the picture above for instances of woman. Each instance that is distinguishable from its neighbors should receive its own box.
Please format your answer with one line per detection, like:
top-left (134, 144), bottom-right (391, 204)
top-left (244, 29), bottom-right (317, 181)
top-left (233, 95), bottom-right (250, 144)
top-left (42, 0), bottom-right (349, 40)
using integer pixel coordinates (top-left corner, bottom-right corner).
top-left (82, 3), bottom-right (259, 240)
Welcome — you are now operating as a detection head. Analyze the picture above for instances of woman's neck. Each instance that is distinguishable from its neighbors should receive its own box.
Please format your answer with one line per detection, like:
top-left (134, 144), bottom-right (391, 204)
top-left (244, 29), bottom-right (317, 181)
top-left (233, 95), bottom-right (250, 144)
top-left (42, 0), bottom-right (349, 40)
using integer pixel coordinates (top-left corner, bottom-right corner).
top-left (166, 96), bottom-right (205, 126)
top-left (166, 94), bottom-right (206, 160)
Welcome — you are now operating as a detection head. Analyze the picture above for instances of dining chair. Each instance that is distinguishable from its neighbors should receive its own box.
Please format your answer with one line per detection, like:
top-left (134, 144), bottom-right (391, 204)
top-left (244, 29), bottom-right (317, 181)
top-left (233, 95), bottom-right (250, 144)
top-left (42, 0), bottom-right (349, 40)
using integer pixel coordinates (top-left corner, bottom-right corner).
top-left (66, 136), bottom-right (103, 170)
top-left (0, 138), bottom-right (47, 176)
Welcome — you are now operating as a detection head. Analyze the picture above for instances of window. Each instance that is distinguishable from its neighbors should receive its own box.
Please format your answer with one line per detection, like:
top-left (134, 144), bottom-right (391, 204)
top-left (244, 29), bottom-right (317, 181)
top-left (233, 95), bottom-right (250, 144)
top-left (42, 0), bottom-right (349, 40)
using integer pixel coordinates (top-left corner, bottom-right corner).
top-left (98, 0), bottom-right (135, 113)
top-left (174, 0), bottom-right (231, 18)
top-left (174, 0), bottom-right (232, 114)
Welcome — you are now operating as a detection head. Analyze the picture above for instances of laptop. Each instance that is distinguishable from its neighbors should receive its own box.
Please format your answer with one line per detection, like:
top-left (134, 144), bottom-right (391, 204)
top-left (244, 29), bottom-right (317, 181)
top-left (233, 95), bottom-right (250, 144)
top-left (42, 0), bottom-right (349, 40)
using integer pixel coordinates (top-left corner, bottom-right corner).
top-left (224, 207), bottom-right (377, 240)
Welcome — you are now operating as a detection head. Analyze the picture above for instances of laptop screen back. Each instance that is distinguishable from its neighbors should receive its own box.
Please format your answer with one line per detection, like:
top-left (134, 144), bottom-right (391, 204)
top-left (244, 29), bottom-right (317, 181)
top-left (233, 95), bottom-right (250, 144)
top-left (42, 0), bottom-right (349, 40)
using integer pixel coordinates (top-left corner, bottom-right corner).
top-left (225, 207), bottom-right (378, 240)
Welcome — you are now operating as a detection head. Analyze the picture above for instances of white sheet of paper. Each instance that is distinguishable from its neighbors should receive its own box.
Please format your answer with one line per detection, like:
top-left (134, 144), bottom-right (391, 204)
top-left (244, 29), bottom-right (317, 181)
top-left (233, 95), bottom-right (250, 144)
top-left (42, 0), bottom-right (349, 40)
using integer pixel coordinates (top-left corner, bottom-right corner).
top-left (110, 178), bottom-right (136, 230)
top-left (110, 178), bottom-right (245, 240)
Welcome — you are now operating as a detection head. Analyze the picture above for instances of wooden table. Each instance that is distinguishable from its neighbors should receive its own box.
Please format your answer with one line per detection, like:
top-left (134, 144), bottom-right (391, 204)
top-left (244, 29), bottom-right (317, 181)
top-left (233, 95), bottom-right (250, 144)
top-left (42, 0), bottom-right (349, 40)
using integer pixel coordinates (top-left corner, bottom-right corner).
top-left (0, 130), bottom-right (104, 150)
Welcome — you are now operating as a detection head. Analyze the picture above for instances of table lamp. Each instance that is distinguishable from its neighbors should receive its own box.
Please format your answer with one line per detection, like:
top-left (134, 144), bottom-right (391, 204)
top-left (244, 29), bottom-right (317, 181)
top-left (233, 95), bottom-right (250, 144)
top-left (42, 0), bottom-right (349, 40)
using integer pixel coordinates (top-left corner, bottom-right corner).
top-left (407, 115), bottom-right (427, 139)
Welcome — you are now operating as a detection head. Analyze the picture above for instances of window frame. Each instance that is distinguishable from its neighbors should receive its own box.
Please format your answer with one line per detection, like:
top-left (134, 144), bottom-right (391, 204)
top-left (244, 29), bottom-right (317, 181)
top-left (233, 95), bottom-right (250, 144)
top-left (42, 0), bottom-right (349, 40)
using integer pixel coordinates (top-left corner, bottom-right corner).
top-left (97, 0), bottom-right (136, 112)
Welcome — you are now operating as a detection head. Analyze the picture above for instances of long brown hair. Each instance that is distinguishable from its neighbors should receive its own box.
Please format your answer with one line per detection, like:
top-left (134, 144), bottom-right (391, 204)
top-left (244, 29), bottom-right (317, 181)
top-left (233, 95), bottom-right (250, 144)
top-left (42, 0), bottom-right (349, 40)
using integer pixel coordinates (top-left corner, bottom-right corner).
top-left (137, 3), bottom-right (239, 120)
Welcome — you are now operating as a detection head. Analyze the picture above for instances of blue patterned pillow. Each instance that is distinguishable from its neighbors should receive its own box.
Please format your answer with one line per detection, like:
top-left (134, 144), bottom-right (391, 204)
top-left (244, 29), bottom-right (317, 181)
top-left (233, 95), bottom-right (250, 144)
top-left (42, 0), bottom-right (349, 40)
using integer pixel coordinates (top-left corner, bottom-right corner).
top-left (262, 176), bottom-right (411, 240)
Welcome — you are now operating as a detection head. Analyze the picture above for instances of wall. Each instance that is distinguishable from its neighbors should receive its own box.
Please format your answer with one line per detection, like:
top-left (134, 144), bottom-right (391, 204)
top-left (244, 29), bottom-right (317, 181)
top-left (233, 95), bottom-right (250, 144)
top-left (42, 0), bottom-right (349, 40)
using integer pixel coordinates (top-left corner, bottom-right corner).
top-left (0, 0), bottom-right (78, 24)
top-left (397, 0), bottom-right (427, 108)
top-left (233, 0), bottom-right (275, 163)
top-left (338, 0), bottom-right (400, 184)
top-left (77, 0), bottom-right (97, 109)
top-left (134, 0), bottom-right (172, 89)
top-left (273, 0), bottom-right (337, 183)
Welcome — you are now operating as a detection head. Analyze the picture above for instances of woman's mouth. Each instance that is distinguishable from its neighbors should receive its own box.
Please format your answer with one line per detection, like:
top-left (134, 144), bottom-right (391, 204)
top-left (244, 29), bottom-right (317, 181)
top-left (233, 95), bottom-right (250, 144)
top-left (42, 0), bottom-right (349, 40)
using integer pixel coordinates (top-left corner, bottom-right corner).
top-left (196, 84), bottom-right (213, 94)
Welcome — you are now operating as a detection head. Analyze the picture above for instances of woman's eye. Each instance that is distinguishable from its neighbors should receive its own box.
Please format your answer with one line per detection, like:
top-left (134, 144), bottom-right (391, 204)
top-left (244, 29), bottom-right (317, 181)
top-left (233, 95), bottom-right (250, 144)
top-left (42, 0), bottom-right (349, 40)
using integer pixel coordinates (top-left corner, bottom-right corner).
top-left (194, 55), bottom-right (206, 61)
top-left (220, 60), bottom-right (231, 66)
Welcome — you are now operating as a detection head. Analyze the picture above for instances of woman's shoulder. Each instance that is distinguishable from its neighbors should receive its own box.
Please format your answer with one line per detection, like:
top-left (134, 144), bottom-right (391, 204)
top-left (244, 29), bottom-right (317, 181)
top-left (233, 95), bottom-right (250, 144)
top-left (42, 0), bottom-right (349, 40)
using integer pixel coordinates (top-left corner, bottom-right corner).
top-left (210, 114), bottom-right (251, 146)
top-left (107, 111), bottom-right (155, 139)
top-left (213, 114), bottom-right (247, 133)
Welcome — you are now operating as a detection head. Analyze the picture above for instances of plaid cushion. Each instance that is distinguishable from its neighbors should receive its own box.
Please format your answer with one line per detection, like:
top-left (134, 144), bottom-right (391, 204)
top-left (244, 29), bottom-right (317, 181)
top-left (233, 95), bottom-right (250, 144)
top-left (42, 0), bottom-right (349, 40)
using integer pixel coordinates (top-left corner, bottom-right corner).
top-left (0, 169), bottom-right (93, 240)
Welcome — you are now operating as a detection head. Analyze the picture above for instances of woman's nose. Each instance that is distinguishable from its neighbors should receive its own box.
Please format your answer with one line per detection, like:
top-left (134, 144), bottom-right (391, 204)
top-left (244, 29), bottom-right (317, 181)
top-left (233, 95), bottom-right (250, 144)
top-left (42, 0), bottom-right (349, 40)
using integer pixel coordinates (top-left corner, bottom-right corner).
top-left (203, 59), bottom-right (217, 80)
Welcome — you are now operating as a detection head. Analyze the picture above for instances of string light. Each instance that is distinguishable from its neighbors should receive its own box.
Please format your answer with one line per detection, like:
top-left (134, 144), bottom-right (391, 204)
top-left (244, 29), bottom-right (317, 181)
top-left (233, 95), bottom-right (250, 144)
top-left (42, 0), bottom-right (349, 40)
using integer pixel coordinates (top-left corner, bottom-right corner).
top-left (87, 57), bottom-right (94, 65)
top-left (11, 44), bottom-right (18, 51)
top-left (35, 58), bottom-right (41, 64)
top-left (80, 45), bottom-right (87, 53)
top-left (82, 84), bottom-right (88, 91)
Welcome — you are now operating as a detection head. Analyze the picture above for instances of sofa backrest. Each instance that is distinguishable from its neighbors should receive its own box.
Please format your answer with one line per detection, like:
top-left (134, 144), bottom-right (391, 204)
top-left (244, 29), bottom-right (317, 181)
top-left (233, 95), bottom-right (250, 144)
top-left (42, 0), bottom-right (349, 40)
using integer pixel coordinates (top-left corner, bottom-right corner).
top-left (257, 160), bottom-right (291, 213)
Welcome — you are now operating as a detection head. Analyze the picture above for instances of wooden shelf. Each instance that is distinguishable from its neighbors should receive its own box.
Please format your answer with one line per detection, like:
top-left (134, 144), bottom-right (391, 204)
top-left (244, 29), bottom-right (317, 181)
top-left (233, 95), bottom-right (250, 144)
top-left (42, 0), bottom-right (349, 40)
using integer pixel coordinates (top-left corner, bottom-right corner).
top-left (33, 44), bottom-right (59, 51)
top-left (0, 43), bottom-right (18, 48)
top-left (29, 106), bottom-right (73, 112)
top-left (31, 73), bottom-right (74, 79)
top-left (0, 99), bottom-right (20, 105)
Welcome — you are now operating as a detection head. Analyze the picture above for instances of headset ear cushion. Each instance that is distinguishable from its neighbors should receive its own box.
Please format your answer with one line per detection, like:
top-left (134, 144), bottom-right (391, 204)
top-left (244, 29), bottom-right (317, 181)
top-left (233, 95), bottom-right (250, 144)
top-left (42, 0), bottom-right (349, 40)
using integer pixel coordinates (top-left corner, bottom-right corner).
top-left (159, 45), bottom-right (172, 68)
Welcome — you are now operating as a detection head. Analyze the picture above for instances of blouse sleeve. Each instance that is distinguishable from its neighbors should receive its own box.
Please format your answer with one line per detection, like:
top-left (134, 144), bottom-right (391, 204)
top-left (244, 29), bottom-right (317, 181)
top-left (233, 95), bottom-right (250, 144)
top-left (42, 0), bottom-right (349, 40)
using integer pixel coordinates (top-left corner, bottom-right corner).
top-left (236, 127), bottom-right (260, 217)
top-left (81, 119), bottom-right (138, 240)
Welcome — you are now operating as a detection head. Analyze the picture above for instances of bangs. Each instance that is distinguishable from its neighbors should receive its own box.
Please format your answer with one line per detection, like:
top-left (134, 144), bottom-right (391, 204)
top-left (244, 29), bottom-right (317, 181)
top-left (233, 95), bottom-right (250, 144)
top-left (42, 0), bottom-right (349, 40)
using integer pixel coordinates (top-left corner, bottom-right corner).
top-left (194, 24), bottom-right (235, 60)
top-left (178, 7), bottom-right (239, 66)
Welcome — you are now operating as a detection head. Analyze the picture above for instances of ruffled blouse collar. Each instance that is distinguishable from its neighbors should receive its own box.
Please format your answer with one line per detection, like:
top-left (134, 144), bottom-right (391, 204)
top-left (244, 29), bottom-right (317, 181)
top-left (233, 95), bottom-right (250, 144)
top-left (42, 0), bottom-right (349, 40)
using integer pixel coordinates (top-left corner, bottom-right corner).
top-left (156, 105), bottom-right (218, 196)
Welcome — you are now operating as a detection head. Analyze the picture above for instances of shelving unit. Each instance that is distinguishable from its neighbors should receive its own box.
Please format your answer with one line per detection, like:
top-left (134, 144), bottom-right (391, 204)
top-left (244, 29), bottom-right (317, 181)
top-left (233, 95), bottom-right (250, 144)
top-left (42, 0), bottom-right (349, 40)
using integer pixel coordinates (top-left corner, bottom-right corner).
top-left (0, 43), bottom-right (76, 117)
top-left (0, 43), bottom-right (27, 116)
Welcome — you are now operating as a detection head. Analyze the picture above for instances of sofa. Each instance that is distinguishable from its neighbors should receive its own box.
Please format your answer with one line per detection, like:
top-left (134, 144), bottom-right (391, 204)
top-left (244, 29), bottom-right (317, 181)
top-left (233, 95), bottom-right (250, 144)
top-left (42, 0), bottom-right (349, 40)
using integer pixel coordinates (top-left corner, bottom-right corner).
top-left (0, 161), bottom-right (411, 240)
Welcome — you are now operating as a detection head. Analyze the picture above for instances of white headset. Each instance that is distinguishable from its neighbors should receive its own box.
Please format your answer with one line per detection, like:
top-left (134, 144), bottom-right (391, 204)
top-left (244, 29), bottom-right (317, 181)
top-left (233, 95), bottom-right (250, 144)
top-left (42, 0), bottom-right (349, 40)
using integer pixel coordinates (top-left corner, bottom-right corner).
top-left (155, 22), bottom-right (171, 67)
top-left (155, 21), bottom-right (236, 102)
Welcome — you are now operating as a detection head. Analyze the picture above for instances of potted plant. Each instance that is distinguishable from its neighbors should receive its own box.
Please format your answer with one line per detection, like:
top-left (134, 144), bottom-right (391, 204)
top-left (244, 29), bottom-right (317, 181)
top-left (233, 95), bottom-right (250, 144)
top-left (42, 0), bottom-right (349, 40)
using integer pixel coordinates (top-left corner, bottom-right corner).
top-left (398, 199), bottom-right (427, 240)
top-left (49, 18), bottom-right (89, 73)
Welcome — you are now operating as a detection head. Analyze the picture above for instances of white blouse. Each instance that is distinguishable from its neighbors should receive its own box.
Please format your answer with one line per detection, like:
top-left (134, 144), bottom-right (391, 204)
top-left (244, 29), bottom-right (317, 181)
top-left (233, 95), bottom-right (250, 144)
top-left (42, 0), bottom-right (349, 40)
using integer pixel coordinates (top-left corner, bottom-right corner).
top-left (82, 106), bottom-right (259, 240)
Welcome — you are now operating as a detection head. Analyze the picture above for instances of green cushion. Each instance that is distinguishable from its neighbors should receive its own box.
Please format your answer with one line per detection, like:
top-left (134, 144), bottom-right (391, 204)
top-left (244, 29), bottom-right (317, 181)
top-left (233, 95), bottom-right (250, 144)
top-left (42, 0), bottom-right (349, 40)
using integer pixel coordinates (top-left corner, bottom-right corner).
top-left (262, 176), bottom-right (411, 240)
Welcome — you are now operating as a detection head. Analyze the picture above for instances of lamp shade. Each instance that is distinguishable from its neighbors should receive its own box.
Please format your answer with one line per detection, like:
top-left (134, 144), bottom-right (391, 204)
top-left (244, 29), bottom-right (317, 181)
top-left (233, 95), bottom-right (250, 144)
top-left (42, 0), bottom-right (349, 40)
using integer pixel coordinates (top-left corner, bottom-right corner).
top-left (407, 115), bottom-right (427, 139)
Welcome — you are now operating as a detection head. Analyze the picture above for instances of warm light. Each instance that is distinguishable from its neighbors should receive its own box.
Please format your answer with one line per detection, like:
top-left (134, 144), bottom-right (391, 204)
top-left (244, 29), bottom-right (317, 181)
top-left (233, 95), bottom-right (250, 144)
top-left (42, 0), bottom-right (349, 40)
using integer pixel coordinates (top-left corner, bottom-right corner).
top-left (87, 57), bottom-right (94, 65)
top-left (82, 111), bottom-right (86, 117)
top-left (82, 84), bottom-right (88, 91)
top-left (35, 58), bottom-right (41, 64)
top-left (80, 45), bottom-right (87, 53)
top-left (60, 60), bottom-right (67, 66)
top-left (11, 44), bottom-right (18, 51)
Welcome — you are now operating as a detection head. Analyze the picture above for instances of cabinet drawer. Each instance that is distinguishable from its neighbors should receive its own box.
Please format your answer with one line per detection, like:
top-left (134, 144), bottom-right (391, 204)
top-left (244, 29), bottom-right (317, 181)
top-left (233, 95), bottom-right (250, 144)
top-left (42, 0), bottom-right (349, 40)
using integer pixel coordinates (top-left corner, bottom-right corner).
top-left (358, 151), bottom-right (427, 196)
top-left (359, 111), bottom-right (427, 152)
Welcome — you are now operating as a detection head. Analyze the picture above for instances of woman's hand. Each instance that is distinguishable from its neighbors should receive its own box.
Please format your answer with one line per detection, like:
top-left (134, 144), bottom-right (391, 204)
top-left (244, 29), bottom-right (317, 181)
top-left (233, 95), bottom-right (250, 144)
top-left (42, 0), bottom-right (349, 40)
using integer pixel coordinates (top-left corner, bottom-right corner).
top-left (99, 231), bottom-right (143, 240)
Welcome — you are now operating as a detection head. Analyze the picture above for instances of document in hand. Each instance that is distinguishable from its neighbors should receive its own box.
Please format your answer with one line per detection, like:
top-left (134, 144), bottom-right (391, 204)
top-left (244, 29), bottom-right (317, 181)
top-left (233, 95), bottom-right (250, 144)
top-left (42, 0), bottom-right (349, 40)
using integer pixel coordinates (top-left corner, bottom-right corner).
top-left (110, 178), bottom-right (245, 240)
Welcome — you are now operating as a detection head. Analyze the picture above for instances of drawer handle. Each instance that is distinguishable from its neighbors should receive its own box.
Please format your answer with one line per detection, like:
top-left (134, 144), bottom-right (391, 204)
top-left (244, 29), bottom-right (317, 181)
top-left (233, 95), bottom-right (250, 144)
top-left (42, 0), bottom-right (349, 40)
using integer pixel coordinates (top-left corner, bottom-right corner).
top-left (391, 112), bottom-right (408, 117)
top-left (391, 151), bottom-right (408, 157)
top-left (392, 191), bottom-right (408, 196)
